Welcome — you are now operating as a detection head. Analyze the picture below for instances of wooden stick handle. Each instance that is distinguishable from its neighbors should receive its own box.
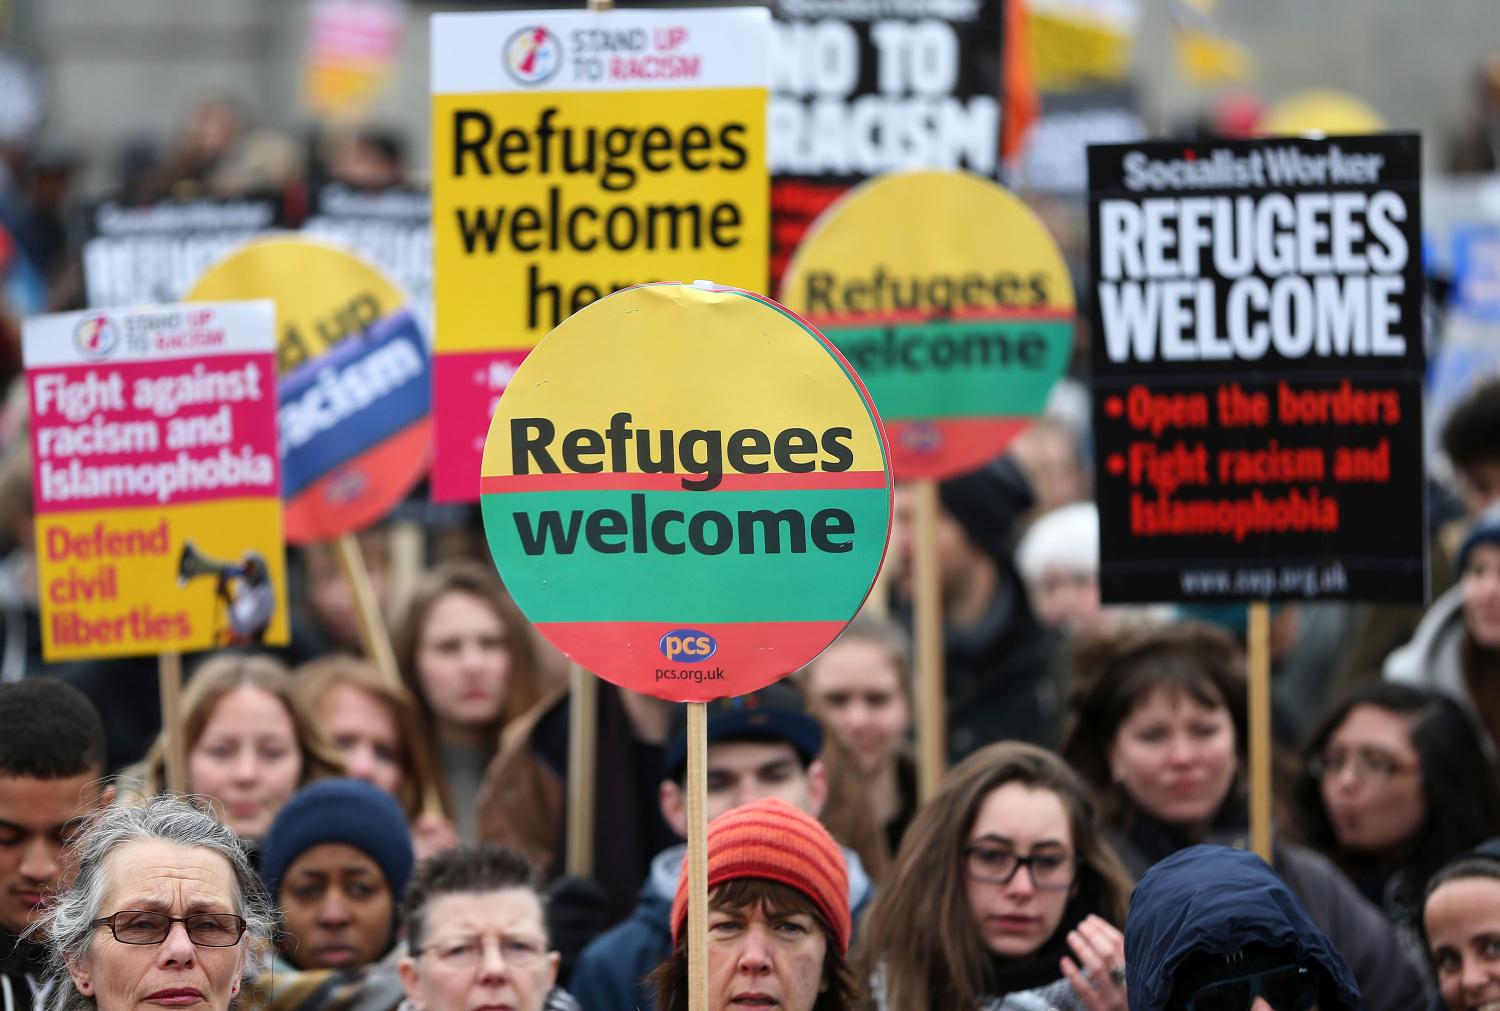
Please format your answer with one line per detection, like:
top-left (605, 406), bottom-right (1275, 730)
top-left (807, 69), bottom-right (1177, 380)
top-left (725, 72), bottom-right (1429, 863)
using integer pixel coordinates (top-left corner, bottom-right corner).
top-left (158, 652), bottom-right (187, 795)
top-left (333, 533), bottom-right (400, 688)
top-left (686, 701), bottom-right (709, 1011)
top-left (1248, 601), bottom-right (1273, 862)
top-left (913, 479), bottom-right (946, 804)
top-left (565, 663), bottom-right (598, 877)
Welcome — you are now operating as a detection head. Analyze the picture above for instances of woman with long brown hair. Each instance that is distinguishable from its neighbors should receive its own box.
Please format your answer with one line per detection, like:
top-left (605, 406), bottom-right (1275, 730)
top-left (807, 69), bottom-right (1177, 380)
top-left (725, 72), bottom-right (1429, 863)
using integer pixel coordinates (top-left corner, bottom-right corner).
top-left (856, 741), bottom-right (1131, 1011)
top-left (392, 560), bottom-right (546, 842)
top-left (124, 653), bottom-right (343, 851)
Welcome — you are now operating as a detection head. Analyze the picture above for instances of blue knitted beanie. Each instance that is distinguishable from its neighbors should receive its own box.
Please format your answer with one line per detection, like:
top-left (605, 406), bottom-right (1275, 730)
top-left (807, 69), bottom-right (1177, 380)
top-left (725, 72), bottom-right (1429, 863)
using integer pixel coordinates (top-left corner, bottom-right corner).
top-left (259, 778), bottom-right (414, 902)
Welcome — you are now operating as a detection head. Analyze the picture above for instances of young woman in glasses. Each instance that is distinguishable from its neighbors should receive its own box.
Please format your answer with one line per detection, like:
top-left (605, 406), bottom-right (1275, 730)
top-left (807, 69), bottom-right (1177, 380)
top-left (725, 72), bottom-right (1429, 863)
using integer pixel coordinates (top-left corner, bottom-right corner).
top-left (855, 742), bottom-right (1133, 1011)
top-left (1293, 682), bottom-right (1500, 962)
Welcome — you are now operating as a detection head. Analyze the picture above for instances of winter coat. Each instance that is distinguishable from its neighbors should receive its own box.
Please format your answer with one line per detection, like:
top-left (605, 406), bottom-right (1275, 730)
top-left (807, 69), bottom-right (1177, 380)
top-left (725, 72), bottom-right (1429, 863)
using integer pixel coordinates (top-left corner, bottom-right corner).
top-left (1108, 816), bottom-right (1431, 1011)
top-left (569, 842), bottom-right (873, 1011)
top-left (1124, 845), bottom-right (1362, 1011)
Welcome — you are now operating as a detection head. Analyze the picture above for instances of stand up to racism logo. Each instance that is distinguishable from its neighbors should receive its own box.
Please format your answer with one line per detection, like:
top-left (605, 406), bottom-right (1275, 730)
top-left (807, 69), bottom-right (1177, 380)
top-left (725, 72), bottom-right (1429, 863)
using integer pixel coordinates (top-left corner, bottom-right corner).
top-left (504, 26), bottom-right (562, 85)
top-left (480, 281), bottom-right (892, 701)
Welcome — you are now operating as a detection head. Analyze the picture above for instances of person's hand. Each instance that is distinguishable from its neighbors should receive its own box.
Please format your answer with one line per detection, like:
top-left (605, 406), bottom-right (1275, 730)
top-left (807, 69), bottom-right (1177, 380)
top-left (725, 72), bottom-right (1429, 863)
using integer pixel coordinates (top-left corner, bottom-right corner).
top-left (412, 812), bottom-right (459, 862)
top-left (1059, 914), bottom-right (1128, 1011)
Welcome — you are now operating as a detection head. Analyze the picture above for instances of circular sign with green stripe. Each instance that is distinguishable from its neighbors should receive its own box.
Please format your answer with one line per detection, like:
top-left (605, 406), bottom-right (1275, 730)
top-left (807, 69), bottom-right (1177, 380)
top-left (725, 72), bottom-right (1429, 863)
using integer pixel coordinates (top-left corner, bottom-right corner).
top-left (480, 281), bottom-right (892, 702)
top-left (781, 170), bottom-right (1075, 480)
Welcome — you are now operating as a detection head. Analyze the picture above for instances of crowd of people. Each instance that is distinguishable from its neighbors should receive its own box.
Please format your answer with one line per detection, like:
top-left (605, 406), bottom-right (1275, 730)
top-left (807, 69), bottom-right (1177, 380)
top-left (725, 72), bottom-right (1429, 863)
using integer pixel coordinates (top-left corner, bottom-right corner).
top-left (0, 64), bottom-right (1498, 1011)
top-left (0, 369), bottom-right (1487, 1010)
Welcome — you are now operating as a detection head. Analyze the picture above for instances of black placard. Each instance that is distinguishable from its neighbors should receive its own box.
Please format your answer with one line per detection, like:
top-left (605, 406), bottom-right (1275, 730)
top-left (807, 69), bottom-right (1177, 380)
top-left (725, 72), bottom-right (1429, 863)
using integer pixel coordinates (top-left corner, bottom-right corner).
top-left (1088, 134), bottom-right (1426, 604)
top-left (80, 194), bottom-right (286, 308)
top-left (769, 0), bottom-right (1003, 289)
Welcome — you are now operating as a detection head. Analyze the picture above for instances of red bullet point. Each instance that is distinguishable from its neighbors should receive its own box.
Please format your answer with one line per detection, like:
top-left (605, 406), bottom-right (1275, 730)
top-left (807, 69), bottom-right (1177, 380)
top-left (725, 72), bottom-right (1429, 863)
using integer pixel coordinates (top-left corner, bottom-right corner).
top-left (1105, 397), bottom-right (1123, 417)
top-left (1107, 454), bottom-right (1125, 475)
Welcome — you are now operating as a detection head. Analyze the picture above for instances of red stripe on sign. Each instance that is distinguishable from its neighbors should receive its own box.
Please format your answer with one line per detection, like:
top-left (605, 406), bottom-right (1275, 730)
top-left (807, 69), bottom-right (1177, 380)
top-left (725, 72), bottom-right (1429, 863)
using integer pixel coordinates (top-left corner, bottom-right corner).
top-left (811, 306), bottom-right (1074, 327)
top-left (532, 619), bottom-right (853, 703)
top-left (888, 417), bottom-right (1034, 482)
top-left (480, 470), bottom-right (889, 494)
top-left (286, 418), bottom-right (431, 545)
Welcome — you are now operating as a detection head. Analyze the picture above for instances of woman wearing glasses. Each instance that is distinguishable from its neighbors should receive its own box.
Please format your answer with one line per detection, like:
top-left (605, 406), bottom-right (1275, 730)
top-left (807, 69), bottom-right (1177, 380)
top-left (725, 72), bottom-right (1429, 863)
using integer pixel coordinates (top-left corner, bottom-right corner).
top-left (37, 794), bottom-right (273, 1011)
top-left (856, 742), bottom-right (1133, 1010)
top-left (1292, 682), bottom-right (1500, 964)
top-left (1061, 621), bottom-right (1431, 1011)
top-left (397, 845), bottom-right (578, 1011)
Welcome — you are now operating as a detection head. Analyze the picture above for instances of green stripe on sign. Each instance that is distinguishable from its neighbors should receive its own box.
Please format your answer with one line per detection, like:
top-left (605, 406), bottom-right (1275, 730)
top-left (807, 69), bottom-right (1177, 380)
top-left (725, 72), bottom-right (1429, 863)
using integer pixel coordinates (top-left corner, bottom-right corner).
top-left (482, 487), bottom-right (889, 623)
top-left (827, 319), bottom-right (1072, 420)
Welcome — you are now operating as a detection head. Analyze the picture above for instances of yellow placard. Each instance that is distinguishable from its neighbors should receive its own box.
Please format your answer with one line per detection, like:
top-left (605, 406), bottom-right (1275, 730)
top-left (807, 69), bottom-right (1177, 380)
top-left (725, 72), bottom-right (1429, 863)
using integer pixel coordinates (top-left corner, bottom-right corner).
top-left (37, 499), bottom-right (289, 658)
top-left (431, 89), bottom-right (768, 352)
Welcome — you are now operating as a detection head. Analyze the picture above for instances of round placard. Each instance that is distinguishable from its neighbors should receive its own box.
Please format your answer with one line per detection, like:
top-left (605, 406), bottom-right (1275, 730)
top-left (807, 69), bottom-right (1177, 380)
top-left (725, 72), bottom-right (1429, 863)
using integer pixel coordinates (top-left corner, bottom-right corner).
top-left (781, 170), bottom-right (1075, 480)
top-left (188, 237), bottom-right (431, 544)
top-left (481, 282), bottom-right (892, 701)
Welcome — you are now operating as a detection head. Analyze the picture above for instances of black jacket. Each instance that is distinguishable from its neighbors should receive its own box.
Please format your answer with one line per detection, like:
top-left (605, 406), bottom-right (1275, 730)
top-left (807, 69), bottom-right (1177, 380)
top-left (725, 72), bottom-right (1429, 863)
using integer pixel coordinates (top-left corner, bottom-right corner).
top-left (0, 926), bottom-right (51, 1011)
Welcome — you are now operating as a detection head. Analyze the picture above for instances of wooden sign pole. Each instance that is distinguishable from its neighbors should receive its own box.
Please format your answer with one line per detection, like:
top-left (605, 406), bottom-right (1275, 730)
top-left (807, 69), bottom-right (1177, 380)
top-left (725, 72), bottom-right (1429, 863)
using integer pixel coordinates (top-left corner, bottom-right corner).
top-left (158, 652), bottom-right (187, 794)
top-left (912, 479), bottom-right (946, 804)
top-left (1247, 601), bottom-right (1273, 862)
top-left (334, 532), bottom-right (399, 686)
top-left (559, 0), bottom-right (616, 884)
top-left (686, 701), bottom-right (709, 1011)
top-left (565, 663), bottom-right (598, 877)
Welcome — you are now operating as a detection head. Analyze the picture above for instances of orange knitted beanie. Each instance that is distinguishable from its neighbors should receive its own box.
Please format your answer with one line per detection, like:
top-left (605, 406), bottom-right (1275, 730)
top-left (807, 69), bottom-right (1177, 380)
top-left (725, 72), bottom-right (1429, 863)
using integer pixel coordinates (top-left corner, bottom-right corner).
top-left (670, 797), bottom-right (851, 954)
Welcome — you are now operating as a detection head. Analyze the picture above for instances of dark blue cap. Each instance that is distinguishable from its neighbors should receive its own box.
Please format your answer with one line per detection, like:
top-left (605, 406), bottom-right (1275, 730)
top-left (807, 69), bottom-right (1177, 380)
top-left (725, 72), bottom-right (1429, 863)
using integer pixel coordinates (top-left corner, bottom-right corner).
top-left (664, 682), bottom-right (822, 780)
top-left (259, 778), bottom-right (414, 904)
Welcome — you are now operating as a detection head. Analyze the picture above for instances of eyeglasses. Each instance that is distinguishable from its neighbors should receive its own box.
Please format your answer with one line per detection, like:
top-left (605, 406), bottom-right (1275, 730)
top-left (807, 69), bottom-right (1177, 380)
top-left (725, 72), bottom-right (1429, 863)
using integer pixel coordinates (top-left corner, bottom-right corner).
top-left (417, 936), bottom-right (548, 970)
top-left (1309, 747), bottom-right (1417, 782)
top-left (962, 845), bottom-right (1077, 889)
top-left (1183, 964), bottom-right (1319, 1011)
top-left (91, 911), bottom-right (247, 947)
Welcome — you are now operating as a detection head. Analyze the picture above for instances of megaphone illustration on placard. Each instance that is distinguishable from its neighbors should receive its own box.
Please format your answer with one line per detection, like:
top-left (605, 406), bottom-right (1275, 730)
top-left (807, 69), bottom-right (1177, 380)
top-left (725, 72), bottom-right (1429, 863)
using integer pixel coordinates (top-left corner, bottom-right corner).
top-left (177, 541), bottom-right (242, 587)
top-left (177, 540), bottom-right (277, 644)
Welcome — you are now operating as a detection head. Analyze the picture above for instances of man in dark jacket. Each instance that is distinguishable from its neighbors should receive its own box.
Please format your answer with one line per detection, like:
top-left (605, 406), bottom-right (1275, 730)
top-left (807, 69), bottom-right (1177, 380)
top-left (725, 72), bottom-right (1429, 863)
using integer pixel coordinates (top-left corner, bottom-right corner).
top-left (1125, 845), bottom-right (1362, 1011)
top-left (889, 454), bottom-right (1057, 762)
top-left (0, 680), bottom-right (113, 1011)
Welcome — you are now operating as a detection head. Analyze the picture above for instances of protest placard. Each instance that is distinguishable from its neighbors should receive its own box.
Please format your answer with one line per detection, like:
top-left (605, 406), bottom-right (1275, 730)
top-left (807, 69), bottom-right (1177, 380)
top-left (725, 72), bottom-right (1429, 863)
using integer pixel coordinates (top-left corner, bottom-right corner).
top-left (187, 236), bottom-right (431, 546)
top-left (429, 8), bottom-right (770, 503)
top-left (482, 281), bottom-right (891, 701)
top-left (25, 302), bottom-right (287, 660)
top-left (769, 0), bottom-right (1002, 285)
top-left (1089, 134), bottom-right (1426, 605)
top-left (784, 170), bottom-right (1075, 480)
top-left (81, 195), bottom-right (285, 309)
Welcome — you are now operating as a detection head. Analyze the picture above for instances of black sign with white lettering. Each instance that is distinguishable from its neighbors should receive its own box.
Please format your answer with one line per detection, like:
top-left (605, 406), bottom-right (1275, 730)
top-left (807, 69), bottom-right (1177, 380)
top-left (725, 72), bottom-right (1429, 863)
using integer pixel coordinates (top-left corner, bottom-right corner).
top-left (769, 0), bottom-right (1002, 288)
top-left (81, 195), bottom-right (285, 308)
top-left (1088, 134), bottom-right (1426, 604)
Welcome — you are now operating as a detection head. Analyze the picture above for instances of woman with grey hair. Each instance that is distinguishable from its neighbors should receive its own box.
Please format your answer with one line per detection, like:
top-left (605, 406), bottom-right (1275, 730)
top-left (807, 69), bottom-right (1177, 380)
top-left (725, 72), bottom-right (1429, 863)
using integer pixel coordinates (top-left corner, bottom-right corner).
top-left (35, 795), bottom-right (273, 1011)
